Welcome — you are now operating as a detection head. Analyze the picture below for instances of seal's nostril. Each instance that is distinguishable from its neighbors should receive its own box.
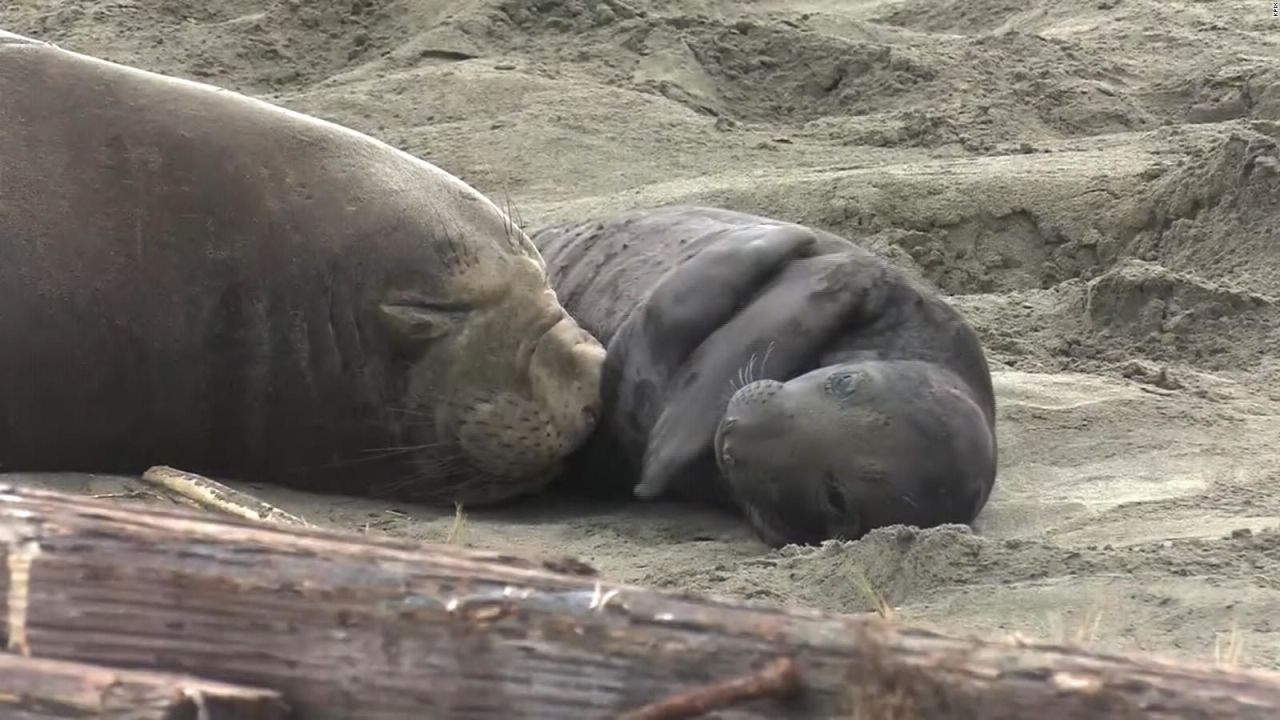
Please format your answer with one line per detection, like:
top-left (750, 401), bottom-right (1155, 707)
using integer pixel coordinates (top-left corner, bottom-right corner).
top-left (715, 418), bottom-right (737, 469)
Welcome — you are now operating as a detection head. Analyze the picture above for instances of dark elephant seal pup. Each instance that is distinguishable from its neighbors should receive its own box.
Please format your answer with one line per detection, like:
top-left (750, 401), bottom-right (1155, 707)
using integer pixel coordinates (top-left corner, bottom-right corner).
top-left (532, 206), bottom-right (997, 547)
top-left (0, 31), bottom-right (604, 505)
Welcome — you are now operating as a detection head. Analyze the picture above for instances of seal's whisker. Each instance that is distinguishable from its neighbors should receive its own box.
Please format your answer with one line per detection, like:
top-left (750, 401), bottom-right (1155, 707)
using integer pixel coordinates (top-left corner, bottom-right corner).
top-left (408, 453), bottom-right (475, 478)
top-left (721, 377), bottom-right (744, 405)
top-left (385, 406), bottom-right (434, 418)
top-left (300, 454), bottom-right (401, 471)
top-left (361, 441), bottom-right (453, 454)
top-left (309, 441), bottom-right (470, 471)
top-left (759, 340), bottom-right (776, 378)
top-left (388, 455), bottom-right (496, 494)
top-left (500, 189), bottom-right (527, 253)
top-left (379, 461), bottom-right (471, 492)
top-left (745, 341), bottom-right (776, 385)
top-left (410, 446), bottom-right (472, 464)
top-left (342, 449), bottom-right (428, 464)
top-left (732, 347), bottom-right (767, 394)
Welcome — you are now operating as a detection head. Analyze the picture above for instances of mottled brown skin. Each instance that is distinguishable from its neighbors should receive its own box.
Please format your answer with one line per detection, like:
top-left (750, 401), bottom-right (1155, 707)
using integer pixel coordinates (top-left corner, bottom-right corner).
top-left (533, 206), bottom-right (997, 547)
top-left (0, 31), bottom-right (604, 505)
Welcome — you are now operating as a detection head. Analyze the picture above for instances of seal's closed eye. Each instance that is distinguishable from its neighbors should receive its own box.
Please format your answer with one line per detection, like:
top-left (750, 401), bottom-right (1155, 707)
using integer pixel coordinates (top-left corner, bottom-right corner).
top-left (378, 303), bottom-right (468, 355)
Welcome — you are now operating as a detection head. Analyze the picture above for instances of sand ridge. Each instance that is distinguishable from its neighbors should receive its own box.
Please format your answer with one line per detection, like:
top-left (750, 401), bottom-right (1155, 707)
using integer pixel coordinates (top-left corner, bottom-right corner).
top-left (2, 0), bottom-right (1278, 670)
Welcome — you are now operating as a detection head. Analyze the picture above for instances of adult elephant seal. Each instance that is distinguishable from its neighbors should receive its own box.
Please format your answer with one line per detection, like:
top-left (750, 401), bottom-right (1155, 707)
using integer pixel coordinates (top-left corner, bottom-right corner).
top-left (532, 206), bottom-right (997, 547)
top-left (0, 31), bottom-right (604, 506)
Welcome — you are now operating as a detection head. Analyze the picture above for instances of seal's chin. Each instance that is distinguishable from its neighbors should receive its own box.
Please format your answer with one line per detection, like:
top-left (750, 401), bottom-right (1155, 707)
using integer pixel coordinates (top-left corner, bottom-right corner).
top-left (736, 500), bottom-right (801, 549)
top-left (729, 476), bottom-right (866, 548)
top-left (730, 468), bottom-right (868, 548)
top-left (388, 389), bottom-right (581, 506)
top-left (715, 428), bottom-right (833, 548)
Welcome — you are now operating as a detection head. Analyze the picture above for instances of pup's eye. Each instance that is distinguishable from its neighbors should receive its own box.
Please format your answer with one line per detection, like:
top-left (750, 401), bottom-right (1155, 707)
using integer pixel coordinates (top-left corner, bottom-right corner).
top-left (825, 371), bottom-right (862, 401)
top-left (823, 473), bottom-right (847, 512)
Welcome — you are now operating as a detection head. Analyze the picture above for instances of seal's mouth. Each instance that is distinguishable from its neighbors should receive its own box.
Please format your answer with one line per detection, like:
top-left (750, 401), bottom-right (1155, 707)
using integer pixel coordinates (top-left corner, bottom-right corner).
top-left (720, 425), bottom-right (866, 548)
top-left (737, 500), bottom-right (794, 549)
top-left (737, 488), bottom-right (866, 548)
top-left (712, 417), bottom-right (734, 475)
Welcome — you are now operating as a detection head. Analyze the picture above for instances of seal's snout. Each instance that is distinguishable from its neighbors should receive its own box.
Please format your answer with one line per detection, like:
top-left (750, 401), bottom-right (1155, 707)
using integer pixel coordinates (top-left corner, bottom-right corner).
top-left (715, 379), bottom-right (784, 477)
top-left (428, 306), bottom-right (604, 505)
top-left (528, 312), bottom-right (606, 450)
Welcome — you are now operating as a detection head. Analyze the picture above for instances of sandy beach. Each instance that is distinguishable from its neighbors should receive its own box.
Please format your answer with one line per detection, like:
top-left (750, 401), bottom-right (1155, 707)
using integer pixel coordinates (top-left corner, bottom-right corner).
top-left (3, 0), bottom-right (1278, 671)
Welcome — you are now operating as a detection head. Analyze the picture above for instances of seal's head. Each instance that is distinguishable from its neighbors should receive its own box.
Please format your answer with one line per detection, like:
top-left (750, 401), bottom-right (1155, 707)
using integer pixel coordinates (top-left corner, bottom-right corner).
top-left (714, 359), bottom-right (995, 548)
top-left (0, 30), bottom-right (599, 501)
top-left (372, 193), bottom-right (605, 505)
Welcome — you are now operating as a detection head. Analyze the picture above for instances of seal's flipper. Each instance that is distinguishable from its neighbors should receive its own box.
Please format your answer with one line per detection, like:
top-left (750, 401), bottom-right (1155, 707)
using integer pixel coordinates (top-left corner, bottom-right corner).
top-left (636, 223), bottom-right (817, 369)
top-left (634, 251), bottom-right (886, 500)
top-left (596, 223), bottom-right (819, 481)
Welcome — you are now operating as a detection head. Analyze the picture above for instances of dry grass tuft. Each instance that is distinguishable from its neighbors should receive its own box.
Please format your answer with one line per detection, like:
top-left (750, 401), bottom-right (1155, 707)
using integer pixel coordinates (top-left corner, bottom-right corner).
top-left (1047, 604), bottom-right (1106, 646)
top-left (1214, 617), bottom-right (1246, 668)
top-left (445, 502), bottom-right (467, 545)
top-left (850, 567), bottom-right (895, 621)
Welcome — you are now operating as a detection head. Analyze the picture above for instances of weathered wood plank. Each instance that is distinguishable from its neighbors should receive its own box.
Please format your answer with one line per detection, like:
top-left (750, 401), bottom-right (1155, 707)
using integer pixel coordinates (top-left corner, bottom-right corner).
top-left (0, 652), bottom-right (287, 719)
top-left (0, 483), bottom-right (1278, 719)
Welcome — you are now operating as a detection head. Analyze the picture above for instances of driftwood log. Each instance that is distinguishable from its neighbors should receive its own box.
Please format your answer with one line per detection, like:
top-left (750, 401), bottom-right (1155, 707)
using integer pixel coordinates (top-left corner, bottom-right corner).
top-left (1, 483), bottom-right (1278, 719)
top-left (0, 653), bottom-right (287, 719)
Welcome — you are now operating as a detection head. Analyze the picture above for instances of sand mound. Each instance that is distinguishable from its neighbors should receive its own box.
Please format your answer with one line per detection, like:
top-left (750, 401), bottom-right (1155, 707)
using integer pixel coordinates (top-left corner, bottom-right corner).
top-left (3, 0), bottom-right (1278, 670)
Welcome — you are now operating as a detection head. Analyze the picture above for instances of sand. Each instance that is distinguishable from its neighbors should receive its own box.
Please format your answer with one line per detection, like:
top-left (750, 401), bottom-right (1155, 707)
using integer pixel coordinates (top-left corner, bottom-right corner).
top-left (3, 0), bottom-right (1279, 671)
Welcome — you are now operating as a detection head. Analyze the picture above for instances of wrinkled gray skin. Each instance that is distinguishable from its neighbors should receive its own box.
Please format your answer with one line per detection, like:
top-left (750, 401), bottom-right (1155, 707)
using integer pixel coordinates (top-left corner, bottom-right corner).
top-left (0, 31), bottom-right (604, 505)
top-left (532, 206), bottom-right (997, 547)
